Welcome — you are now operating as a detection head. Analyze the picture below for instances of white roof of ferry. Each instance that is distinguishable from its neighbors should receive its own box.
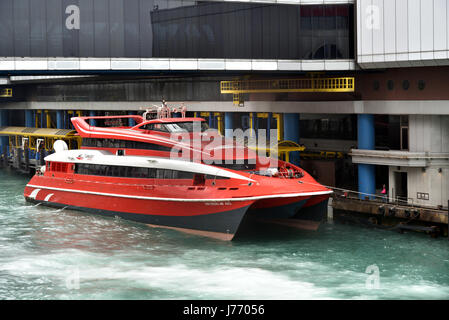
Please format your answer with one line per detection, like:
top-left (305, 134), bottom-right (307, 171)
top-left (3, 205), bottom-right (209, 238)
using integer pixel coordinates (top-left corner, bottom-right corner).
top-left (45, 149), bottom-right (255, 182)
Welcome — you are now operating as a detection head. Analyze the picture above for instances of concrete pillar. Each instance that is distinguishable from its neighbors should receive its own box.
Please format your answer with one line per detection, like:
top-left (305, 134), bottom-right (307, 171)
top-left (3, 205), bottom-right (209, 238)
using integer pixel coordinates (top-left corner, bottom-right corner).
top-left (283, 113), bottom-right (300, 165)
top-left (0, 109), bottom-right (8, 160)
top-left (40, 110), bottom-right (45, 128)
top-left (224, 112), bottom-right (234, 137)
top-left (89, 110), bottom-right (96, 127)
top-left (24, 110), bottom-right (35, 159)
top-left (25, 110), bottom-right (35, 127)
top-left (208, 113), bottom-right (213, 129)
top-left (56, 110), bottom-right (64, 129)
top-left (128, 111), bottom-right (137, 127)
top-left (267, 112), bottom-right (272, 141)
top-left (357, 114), bottom-right (376, 200)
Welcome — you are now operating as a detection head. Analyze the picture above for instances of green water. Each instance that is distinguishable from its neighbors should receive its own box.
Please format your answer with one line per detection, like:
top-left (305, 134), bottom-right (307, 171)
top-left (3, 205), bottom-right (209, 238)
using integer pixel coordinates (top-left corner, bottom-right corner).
top-left (0, 169), bottom-right (448, 300)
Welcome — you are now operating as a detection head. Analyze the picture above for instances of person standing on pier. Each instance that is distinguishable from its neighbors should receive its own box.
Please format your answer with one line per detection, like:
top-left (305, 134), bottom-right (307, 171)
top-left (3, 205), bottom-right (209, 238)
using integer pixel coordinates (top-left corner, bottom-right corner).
top-left (381, 184), bottom-right (387, 203)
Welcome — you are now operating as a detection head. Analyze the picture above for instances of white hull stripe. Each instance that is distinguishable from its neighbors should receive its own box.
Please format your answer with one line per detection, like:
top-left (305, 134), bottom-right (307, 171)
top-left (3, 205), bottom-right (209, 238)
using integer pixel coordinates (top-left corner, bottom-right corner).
top-left (29, 188), bottom-right (41, 200)
top-left (26, 184), bottom-right (332, 203)
top-left (44, 193), bottom-right (54, 202)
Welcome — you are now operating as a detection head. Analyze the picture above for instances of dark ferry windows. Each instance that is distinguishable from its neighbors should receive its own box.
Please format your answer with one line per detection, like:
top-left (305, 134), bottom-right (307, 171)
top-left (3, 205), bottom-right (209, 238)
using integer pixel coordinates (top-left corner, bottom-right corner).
top-left (176, 171), bottom-right (195, 179)
top-left (74, 163), bottom-right (205, 181)
top-left (133, 167), bottom-right (148, 178)
top-left (142, 123), bottom-right (168, 132)
top-left (51, 162), bottom-right (69, 172)
top-left (193, 174), bottom-right (206, 186)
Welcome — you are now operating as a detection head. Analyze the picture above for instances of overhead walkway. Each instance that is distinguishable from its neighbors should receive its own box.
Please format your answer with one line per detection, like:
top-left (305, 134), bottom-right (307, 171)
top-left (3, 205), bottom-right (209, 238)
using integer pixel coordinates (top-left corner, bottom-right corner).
top-left (220, 76), bottom-right (355, 105)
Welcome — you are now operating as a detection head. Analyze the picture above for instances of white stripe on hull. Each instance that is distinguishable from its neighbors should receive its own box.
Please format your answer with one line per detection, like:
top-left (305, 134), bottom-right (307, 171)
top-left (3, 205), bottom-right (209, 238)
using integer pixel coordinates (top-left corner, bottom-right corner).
top-left (26, 184), bottom-right (332, 202)
top-left (29, 188), bottom-right (41, 200)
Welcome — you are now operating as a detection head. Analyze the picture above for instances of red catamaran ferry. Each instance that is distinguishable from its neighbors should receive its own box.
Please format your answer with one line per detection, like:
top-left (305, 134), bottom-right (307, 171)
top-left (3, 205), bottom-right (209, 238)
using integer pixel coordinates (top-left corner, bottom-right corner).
top-left (24, 105), bottom-right (332, 240)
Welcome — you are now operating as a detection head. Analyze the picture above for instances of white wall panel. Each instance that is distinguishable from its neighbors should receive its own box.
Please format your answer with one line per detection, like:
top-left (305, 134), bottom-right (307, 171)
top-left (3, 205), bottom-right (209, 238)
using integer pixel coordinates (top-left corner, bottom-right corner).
top-left (421, 0), bottom-right (434, 53)
top-left (384, 0), bottom-right (397, 54)
top-left (396, 0), bottom-right (409, 54)
top-left (372, 0), bottom-right (384, 55)
top-left (360, 0), bottom-right (374, 58)
top-left (358, 0), bottom-right (449, 68)
top-left (408, 0), bottom-right (421, 53)
top-left (434, 0), bottom-right (447, 51)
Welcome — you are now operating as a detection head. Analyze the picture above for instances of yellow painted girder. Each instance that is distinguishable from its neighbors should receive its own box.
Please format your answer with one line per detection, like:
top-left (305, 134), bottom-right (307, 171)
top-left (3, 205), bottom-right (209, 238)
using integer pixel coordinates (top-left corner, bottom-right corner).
top-left (221, 77), bottom-right (355, 94)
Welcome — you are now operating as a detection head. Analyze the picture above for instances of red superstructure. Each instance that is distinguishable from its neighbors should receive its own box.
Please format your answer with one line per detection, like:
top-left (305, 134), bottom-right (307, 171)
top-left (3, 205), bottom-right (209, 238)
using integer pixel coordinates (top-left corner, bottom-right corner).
top-left (24, 109), bottom-right (332, 240)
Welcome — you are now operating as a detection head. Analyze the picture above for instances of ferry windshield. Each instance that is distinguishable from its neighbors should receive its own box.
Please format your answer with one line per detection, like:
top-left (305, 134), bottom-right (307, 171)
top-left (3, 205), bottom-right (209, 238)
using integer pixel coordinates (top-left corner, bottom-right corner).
top-left (165, 122), bottom-right (210, 133)
top-left (142, 122), bottom-right (210, 133)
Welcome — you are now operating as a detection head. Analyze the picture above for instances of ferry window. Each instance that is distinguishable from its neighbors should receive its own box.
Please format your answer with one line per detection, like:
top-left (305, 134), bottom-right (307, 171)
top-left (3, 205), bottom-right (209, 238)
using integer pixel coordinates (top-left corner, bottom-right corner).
top-left (142, 123), bottom-right (169, 132)
top-left (193, 174), bottom-right (206, 186)
top-left (214, 162), bottom-right (256, 171)
top-left (175, 171), bottom-right (195, 179)
top-left (132, 167), bottom-right (149, 178)
top-left (110, 166), bottom-right (120, 177)
top-left (156, 169), bottom-right (165, 179)
top-left (74, 163), bottom-right (208, 180)
top-left (51, 162), bottom-right (69, 172)
top-left (164, 122), bottom-right (209, 133)
top-left (148, 168), bottom-right (157, 178)
top-left (83, 138), bottom-right (173, 152)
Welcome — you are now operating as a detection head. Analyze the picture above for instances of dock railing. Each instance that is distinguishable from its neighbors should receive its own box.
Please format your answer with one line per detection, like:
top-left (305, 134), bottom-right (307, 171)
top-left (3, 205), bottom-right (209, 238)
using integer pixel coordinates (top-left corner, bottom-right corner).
top-left (333, 189), bottom-right (446, 211)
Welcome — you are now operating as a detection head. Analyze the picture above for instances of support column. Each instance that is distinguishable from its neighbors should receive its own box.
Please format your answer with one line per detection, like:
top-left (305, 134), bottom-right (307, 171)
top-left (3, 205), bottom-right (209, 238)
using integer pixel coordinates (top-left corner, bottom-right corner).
top-left (357, 114), bottom-right (376, 200)
top-left (283, 113), bottom-right (300, 166)
top-left (249, 113), bottom-right (254, 136)
top-left (89, 110), bottom-right (96, 127)
top-left (0, 109), bottom-right (8, 162)
top-left (128, 111), bottom-right (137, 127)
top-left (56, 110), bottom-right (64, 129)
top-left (267, 112), bottom-right (272, 141)
top-left (208, 113), bottom-right (213, 129)
top-left (25, 110), bottom-right (35, 127)
top-left (45, 110), bottom-right (51, 128)
top-left (24, 110), bottom-right (35, 160)
top-left (224, 112), bottom-right (234, 137)
top-left (40, 110), bottom-right (45, 128)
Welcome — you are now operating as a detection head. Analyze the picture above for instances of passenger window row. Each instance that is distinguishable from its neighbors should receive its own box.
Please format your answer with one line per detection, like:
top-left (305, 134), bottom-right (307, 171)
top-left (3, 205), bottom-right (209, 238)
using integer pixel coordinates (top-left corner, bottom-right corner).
top-left (74, 163), bottom-right (228, 180)
top-left (82, 138), bottom-right (173, 152)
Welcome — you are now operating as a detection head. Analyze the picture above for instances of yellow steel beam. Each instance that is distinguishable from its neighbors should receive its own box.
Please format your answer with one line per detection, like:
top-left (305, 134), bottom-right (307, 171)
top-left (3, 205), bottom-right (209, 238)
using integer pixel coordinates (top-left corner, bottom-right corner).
top-left (273, 113), bottom-right (283, 141)
top-left (214, 113), bottom-right (223, 135)
top-left (45, 110), bottom-right (52, 128)
top-left (221, 77), bottom-right (355, 94)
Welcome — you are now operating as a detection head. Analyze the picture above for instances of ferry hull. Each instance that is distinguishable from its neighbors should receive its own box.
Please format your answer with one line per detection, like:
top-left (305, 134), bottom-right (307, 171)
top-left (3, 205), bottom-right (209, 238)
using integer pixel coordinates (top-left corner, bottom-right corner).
top-left (294, 195), bottom-right (330, 222)
top-left (248, 196), bottom-right (310, 219)
top-left (246, 195), bottom-right (329, 231)
top-left (24, 185), bottom-right (253, 241)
